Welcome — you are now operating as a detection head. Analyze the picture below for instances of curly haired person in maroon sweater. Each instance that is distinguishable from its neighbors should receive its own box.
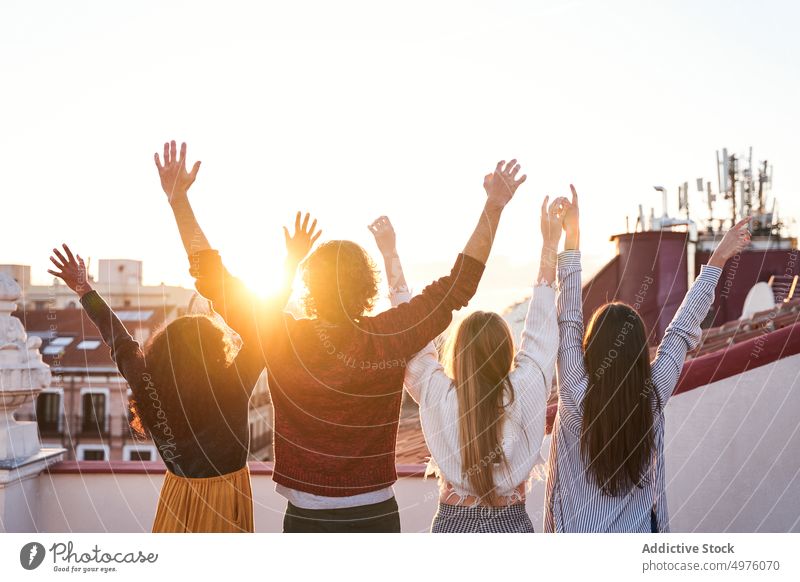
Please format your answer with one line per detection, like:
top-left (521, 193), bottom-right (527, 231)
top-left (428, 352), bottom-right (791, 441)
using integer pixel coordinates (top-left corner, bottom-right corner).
top-left (158, 140), bottom-right (527, 532)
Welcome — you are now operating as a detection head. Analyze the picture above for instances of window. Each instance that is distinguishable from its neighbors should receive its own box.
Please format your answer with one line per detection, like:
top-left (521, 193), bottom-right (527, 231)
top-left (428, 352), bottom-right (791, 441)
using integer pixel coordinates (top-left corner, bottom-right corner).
top-left (117, 310), bottom-right (154, 322)
top-left (80, 388), bottom-right (109, 434)
top-left (123, 445), bottom-right (158, 462)
top-left (35, 390), bottom-right (62, 434)
top-left (76, 340), bottom-right (101, 350)
top-left (77, 445), bottom-right (109, 461)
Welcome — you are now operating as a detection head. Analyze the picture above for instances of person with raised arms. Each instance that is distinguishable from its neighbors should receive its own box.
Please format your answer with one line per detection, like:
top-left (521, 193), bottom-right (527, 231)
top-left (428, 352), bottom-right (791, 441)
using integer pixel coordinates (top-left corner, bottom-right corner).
top-left (367, 197), bottom-right (566, 532)
top-left (170, 148), bottom-right (528, 532)
top-left (545, 185), bottom-right (751, 532)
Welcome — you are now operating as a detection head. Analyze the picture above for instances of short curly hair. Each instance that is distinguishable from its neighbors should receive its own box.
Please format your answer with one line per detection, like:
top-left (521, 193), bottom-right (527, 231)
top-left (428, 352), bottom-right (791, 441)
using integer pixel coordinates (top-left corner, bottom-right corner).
top-left (302, 240), bottom-right (380, 323)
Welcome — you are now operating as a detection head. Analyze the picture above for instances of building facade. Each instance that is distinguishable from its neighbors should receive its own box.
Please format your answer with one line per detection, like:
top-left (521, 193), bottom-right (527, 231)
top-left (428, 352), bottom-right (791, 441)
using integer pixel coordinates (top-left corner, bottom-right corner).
top-left (8, 259), bottom-right (273, 463)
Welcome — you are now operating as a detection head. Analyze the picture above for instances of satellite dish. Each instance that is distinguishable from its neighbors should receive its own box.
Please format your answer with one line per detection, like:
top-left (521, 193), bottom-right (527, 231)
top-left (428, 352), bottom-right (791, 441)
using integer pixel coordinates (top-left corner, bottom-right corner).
top-left (739, 282), bottom-right (775, 320)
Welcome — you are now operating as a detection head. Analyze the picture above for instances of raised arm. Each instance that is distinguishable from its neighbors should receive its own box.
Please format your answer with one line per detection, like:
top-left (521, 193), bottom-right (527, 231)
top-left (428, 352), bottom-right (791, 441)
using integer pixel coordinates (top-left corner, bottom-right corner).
top-left (368, 215), bottom-right (409, 297)
top-left (192, 212), bottom-right (322, 357)
top-left (505, 198), bottom-right (564, 450)
top-left (155, 141), bottom-right (211, 258)
top-left (366, 160), bottom-right (526, 357)
top-left (463, 160), bottom-right (526, 264)
top-left (650, 217), bottom-right (751, 405)
top-left (555, 186), bottom-right (589, 433)
top-left (283, 211), bottom-right (322, 304)
top-left (368, 215), bottom-right (449, 404)
top-left (509, 197), bottom-right (565, 393)
top-left (48, 245), bottom-right (145, 381)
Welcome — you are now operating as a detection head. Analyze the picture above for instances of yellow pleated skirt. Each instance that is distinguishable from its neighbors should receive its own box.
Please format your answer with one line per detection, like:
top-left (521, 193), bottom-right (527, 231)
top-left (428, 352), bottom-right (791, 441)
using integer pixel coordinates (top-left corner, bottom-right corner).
top-left (152, 465), bottom-right (254, 533)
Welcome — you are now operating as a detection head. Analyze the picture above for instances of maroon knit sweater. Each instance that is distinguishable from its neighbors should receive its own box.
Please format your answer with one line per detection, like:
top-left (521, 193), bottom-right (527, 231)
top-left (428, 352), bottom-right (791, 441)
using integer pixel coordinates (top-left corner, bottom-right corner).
top-left (194, 250), bottom-right (485, 496)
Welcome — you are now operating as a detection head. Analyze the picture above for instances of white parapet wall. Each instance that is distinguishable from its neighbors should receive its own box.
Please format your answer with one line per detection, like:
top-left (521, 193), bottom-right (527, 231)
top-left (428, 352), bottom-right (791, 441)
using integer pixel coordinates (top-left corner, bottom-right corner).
top-left (26, 353), bottom-right (800, 533)
top-left (664, 352), bottom-right (800, 532)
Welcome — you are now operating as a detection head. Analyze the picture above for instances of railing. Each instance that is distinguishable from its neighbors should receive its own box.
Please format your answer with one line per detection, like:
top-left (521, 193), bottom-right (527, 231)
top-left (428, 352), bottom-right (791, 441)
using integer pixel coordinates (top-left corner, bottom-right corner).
top-left (72, 413), bottom-right (111, 438)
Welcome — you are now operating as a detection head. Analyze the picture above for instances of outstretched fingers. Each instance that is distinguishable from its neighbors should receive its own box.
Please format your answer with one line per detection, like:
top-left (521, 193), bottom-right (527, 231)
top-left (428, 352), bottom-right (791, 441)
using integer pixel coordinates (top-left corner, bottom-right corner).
top-left (570, 184), bottom-right (578, 205)
top-left (49, 255), bottom-right (64, 272)
top-left (62, 243), bottom-right (75, 263)
top-left (52, 247), bottom-right (68, 267)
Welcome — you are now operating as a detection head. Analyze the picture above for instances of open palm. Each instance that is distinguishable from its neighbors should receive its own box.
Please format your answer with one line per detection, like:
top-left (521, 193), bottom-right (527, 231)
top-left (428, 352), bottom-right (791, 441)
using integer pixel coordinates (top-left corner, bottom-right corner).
top-left (48, 244), bottom-right (93, 297)
top-left (154, 140), bottom-right (201, 203)
top-left (284, 212), bottom-right (322, 263)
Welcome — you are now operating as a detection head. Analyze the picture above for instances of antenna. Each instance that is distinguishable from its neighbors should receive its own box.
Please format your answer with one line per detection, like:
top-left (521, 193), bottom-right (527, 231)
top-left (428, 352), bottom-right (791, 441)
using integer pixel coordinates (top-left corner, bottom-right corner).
top-left (721, 148), bottom-right (729, 194)
top-left (654, 186), bottom-right (668, 218)
top-left (725, 151), bottom-right (737, 227)
top-left (682, 181), bottom-right (689, 219)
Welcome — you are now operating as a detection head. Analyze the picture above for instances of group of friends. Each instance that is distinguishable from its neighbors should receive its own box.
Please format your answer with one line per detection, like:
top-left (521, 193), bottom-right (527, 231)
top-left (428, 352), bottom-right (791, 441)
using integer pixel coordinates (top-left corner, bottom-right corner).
top-left (47, 141), bottom-right (752, 533)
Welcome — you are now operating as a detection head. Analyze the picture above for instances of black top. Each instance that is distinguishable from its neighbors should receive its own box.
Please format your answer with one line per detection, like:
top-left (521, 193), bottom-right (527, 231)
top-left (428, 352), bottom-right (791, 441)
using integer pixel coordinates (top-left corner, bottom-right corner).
top-left (80, 290), bottom-right (264, 478)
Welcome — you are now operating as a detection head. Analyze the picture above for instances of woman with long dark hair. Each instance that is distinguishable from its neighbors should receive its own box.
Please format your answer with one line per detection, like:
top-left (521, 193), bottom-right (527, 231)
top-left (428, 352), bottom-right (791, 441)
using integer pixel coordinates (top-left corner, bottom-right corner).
top-left (368, 196), bottom-right (567, 532)
top-left (544, 185), bottom-right (751, 532)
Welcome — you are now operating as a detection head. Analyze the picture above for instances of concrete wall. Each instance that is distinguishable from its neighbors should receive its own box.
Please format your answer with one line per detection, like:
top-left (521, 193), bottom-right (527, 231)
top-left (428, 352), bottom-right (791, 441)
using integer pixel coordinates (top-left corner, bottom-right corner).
top-left (664, 353), bottom-right (800, 532)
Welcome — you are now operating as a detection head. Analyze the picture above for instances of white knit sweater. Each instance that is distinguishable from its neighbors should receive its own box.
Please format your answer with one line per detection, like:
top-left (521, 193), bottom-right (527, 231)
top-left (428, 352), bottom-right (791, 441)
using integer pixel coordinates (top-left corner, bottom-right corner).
top-left (397, 283), bottom-right (558, 498)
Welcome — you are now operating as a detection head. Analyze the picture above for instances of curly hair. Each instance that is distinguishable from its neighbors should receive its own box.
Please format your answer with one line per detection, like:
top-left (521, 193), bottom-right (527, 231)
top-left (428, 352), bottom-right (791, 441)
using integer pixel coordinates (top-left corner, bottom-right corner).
top-left (128, 314), bottom-right (236, 441)
top-left (302, 240), bottom-right (380, 323)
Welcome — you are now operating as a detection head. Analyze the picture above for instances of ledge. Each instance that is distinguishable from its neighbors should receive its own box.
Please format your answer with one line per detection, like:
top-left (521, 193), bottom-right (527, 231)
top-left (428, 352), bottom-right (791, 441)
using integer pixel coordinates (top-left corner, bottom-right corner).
top-left (543, 321), bottom-right (800, 433)
top-left (675, 321), bottom-right (800, 396)
top-left (45, 460), bottom-right (429, 478)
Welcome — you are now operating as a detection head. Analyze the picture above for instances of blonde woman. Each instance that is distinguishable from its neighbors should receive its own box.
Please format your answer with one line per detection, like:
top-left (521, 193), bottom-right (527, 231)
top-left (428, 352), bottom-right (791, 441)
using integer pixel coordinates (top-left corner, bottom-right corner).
top-left (368, 196), bottom-right (566, 532)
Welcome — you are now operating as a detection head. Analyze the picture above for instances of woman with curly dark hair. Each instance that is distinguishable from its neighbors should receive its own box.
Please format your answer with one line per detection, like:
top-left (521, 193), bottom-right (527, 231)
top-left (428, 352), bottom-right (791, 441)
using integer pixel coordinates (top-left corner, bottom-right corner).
top-left (46, 143), bottom-right (320, 533)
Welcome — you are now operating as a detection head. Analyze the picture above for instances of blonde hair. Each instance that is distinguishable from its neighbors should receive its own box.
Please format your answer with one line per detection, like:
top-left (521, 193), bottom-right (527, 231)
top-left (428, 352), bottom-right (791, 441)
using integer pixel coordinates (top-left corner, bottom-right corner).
top-left (443, 311), bottom-right (515, 503)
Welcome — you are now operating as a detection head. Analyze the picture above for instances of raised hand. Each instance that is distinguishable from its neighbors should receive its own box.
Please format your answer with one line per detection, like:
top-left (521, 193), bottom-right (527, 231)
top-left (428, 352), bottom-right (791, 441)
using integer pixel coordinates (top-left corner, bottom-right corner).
top-left (284, 212), bottom-right (322, 264)
top-left (368, 216), bottom-right (397, 257)
top-left (709, 217), bottom-right (751, 268)
top-left (563, 184), bottom-right (580, 250)
top-left (47, 244), bottom-right (93, 297)
top-left (541, 196), bottom-right (569, 249)
top-left (154, 140), bottom-right (201, 204)
top-left (483, 159), bottom-right (527, 209)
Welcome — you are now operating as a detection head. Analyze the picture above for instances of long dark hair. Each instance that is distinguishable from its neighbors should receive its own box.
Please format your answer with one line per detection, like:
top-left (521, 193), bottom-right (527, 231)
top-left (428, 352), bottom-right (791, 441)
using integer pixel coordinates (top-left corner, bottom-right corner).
top-left (444, 311), bottom-right (516, 503)
top-left (128, 315), bottom-right (235, 441)
top-left (580, 302), bottom-right (660, 497)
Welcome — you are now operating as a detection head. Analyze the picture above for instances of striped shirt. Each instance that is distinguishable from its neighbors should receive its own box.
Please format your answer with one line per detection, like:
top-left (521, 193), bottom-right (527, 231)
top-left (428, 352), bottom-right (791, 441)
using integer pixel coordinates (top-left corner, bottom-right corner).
top-left (402, 283), bottom-right (558, 499)
top-left (544, 250), bottom-right (722, 532)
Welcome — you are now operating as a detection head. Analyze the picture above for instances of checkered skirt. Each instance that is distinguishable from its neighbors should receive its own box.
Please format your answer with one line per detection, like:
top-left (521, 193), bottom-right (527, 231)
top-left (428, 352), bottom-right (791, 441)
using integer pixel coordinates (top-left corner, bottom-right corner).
top-left (430, 502), bottom-right (535, 533)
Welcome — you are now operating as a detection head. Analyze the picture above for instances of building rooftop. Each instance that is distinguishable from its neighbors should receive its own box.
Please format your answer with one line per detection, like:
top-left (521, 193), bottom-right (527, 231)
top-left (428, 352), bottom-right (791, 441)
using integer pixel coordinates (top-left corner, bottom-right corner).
top-left (13, 304), bottom-right (172, 372)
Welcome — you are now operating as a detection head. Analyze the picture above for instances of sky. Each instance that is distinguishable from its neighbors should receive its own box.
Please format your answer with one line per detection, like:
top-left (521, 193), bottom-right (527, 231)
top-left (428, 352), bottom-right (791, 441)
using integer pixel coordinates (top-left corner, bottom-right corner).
top-left (2, 0), bottom-right (799, 313)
